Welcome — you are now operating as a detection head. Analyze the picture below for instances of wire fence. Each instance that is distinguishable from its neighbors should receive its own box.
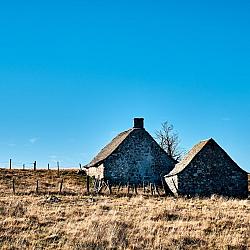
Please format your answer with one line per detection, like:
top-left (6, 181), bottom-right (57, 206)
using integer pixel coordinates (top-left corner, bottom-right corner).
top-left (7, 180), bottom-right (168, 197)
top-left (0, 166), bottom-right (169, 197)
top-left (0, 159), bottom-right (83, 171)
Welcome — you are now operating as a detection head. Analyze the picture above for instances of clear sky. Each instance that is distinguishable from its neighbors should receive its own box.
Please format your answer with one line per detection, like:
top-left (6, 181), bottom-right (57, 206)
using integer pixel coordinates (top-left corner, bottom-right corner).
top-left (0, 1), bottom-right (249, 171)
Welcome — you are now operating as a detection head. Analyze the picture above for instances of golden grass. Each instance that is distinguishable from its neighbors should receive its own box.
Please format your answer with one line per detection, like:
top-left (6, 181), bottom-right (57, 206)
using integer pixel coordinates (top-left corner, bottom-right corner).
top-left (0, 169), bottom-right (87, 196)
top-left (0, 169), bottom-right (249, 250)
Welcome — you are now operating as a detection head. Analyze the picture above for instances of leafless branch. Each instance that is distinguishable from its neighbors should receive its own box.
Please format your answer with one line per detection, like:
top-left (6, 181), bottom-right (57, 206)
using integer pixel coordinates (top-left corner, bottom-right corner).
top-left (155, 121), bottom-right (185, 161)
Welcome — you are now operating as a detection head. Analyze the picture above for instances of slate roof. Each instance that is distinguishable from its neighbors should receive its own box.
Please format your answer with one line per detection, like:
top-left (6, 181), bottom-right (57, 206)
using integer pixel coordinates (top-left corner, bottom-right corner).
top-left (165, 138), bottom-right (248, 177)
top-left (165, 138), bottom-right (212, 177)
top-left (86, 129), bottom-right (134, 168)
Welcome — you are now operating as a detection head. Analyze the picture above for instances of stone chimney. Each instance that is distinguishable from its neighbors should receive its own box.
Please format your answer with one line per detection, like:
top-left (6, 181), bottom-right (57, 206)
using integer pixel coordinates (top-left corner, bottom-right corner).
top-left (133, 118), bottom-right (144, 129)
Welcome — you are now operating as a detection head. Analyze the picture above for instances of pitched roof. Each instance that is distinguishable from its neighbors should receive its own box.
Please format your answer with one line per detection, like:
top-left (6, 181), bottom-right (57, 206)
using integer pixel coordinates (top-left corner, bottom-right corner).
top-left (165, 138), bottom-right (212, 177)
top-left (166, 138), bottom-right (248, 177)
top-left (86, 129), bottom-right (134, 168)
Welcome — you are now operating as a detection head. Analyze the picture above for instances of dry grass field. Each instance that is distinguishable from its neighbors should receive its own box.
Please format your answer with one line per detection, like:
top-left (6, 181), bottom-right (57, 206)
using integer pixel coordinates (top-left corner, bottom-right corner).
top-left (0, 169), bottom-right (249, 250)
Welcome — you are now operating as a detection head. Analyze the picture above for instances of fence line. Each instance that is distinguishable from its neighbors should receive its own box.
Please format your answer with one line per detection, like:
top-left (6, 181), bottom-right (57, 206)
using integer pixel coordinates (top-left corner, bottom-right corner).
top-left (0, 159), bottom-right (86, 171)
top-left (5, 174), bottom-right (168, 197)
top-left (1, 165), bottom-right (170, 196)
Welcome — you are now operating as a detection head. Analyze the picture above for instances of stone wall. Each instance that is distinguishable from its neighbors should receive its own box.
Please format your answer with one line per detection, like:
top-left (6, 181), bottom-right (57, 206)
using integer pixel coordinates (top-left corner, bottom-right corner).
top-left (86, 164), bottom-right (104, 179)
top-left (103, 129), bottom-right (174, 185)
top-left (165, 175), bottom-right (178, 196)
top-left (177, 142), bottom-right (248, 198)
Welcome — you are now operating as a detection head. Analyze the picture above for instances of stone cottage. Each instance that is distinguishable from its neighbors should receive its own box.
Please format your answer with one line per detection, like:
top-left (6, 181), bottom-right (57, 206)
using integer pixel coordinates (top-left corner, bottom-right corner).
top-left (165, 138), bottom-right (248, 198)
top-left (85, 118), bottom-right (175, 185)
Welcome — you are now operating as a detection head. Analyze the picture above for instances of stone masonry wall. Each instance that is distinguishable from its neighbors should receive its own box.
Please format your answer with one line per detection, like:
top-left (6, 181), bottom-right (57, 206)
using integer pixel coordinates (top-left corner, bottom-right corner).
top-left (104, 129), bottom-right (174, 185)
top-left (87, 164), bottom-right (104, 179)
top-left (178, 143), bottom-right (248, 198)
top-left (165, 175), bottom-right (178, 196)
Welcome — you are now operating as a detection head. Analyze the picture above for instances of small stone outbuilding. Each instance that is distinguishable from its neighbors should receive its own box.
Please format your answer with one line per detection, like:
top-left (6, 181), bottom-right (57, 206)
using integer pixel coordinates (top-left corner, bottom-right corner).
top-left (165, 138), bottom-right (248, 198)
top-left (85, 118), bottom-right (175, 185)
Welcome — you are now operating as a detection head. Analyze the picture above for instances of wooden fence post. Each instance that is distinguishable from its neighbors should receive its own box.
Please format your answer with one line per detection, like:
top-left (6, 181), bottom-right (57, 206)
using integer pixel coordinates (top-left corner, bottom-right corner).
top-left (57, 162), bottom-right (60, 177)
top-left (86, 175), bottom-right (90, 194)
top-left (34, 161), bottom-right (37, 171)
top-left (150, 183), bottom-right (154, 196)
top-left (134, 184), bottom-right (138, 195)
top-left (9, 159), bottom-right (12, 170)
top-left (93, 178), bottom-right (98, 192)
top-left (48, 163), bottom-right (50, 170)
top-left (107, 180), bottom-right (112, 195)
top-left (155, 184), bottom-right (160, 197)
top-left (12, 179), bottom-right (15, 194)
top-left (23, 164), bottom-right (25, 170)
top-left (161, 176), bottom-right (168, 196)
top-left (59, 179), bottom-right (63, 194)
top-left (117, 183), bottom-right (122, 192)
top-left (97, 179), bottom-right (104, 194)
top-left (143, 181), bottom-right (146, 194)
top-left (36, 180), bottom-right (39, 193)
top-left (127, 182), bottom-right (130, 195)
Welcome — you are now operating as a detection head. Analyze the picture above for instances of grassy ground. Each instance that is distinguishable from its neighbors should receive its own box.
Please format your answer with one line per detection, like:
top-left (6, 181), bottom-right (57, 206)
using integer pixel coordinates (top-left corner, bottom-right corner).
top-left (0, 169), bottom-right (249, 250)
top-left (0, 169), bottom-right (86, 196)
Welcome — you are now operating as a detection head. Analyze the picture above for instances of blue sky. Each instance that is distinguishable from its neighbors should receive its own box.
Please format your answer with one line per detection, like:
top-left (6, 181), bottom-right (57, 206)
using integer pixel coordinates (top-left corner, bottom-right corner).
top-left (0, 1), bottom-right (249, 171)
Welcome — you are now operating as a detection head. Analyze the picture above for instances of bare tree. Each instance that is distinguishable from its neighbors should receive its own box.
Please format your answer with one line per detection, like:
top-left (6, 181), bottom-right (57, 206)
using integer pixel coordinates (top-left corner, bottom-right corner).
top-left (155, 121), bottom-right (185, 161)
